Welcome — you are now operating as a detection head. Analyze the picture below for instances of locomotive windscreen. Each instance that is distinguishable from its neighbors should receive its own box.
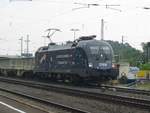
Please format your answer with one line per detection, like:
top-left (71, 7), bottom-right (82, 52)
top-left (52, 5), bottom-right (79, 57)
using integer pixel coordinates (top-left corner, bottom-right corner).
top-left (89, 45), bottom-right (112, 61)
top-left (90, 46), bottom-right (99, 55)
top-left (77, 39), bottom-right (113, 69)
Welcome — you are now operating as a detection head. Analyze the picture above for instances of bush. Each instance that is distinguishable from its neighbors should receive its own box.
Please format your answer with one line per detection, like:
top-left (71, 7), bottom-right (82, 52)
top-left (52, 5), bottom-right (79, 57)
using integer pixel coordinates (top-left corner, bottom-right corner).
top-left (139, 63), bottom-right (150, 70)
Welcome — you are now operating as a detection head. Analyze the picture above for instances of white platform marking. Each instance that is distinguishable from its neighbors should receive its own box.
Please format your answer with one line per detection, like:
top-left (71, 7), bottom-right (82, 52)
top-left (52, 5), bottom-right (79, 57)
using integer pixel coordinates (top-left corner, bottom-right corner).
top-left (0, 101), bottom-right (26, 113)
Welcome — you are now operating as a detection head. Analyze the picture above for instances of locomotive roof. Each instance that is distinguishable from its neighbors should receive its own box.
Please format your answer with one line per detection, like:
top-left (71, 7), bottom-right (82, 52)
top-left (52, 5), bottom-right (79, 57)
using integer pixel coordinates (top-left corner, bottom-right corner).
top-left (77, 39), bottom-right (112, 47)
top-left (37, 38), bottom-right (112, 52)
top-left (48, 43), bottom-right (74, 51)
top-left (37, 43), bottom-right (75, 52)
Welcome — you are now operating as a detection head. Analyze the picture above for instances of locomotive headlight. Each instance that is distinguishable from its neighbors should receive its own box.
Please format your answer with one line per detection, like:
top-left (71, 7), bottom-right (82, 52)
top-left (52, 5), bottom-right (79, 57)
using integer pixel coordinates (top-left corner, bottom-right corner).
top-left (88, 63), bottom-right (93, 67)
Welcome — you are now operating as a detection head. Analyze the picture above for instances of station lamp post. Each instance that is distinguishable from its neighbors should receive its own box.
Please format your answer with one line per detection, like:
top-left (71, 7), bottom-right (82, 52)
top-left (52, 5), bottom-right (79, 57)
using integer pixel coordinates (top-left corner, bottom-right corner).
top-left (70, 29), bottom-right (79, 41)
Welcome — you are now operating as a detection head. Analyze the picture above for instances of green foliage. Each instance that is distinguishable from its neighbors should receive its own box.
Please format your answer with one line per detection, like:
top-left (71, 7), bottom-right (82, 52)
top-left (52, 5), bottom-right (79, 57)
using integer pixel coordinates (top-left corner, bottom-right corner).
top-left (141, 42), bottom-right (150, 63)
top-left (139, 63), bottom-right (150, 70)
top-left (106, 40), bottom-right (142, 66)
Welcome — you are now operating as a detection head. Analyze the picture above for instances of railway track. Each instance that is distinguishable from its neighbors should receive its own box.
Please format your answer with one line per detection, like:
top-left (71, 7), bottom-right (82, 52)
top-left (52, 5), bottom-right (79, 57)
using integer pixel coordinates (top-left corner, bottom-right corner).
top-left (0, 86), bottom-right (89, 113)
top-left (100, 84), bottom-right (150, 95)
top-left (0, 76), bottom-right (150, 110)
top-left (0, 94), bottom-right (49, 113)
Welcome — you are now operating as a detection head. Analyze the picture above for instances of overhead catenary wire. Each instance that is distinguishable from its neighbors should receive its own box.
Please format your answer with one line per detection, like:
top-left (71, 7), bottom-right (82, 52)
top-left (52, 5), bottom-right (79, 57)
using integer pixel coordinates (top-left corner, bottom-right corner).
top-left (4, 0), bottom-right (148, 55)
top-left (73, 2), bottom-right (121, 12)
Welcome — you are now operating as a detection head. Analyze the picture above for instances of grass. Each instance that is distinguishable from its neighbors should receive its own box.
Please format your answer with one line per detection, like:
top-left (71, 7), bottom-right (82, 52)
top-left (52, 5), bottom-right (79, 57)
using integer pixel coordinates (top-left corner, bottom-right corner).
top-left (135, 81), bottom-right (150, 90)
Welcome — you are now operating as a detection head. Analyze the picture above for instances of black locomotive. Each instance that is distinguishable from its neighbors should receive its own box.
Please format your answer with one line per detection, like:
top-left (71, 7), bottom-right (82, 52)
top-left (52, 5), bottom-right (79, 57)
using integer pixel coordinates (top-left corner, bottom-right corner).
top-left (34, 35), bottom-right (118, 83)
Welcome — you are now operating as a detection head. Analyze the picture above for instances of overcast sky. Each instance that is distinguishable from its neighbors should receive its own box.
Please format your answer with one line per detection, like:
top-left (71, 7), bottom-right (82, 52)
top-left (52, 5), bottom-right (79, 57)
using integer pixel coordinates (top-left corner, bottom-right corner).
top-left (0, 0), bottom-right (150, 55)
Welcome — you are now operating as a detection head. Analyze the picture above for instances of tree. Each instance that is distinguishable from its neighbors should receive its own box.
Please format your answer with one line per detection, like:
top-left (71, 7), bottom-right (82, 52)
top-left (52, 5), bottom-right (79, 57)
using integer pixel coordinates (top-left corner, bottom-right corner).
top-left (141, 42), bottom-right (150, 63)
top-left (107, 40), bottom-right (142, 66)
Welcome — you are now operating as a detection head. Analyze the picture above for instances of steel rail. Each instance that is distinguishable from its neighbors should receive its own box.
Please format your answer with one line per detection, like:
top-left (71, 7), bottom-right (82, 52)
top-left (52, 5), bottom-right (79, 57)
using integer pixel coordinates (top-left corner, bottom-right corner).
top-left (0, 94), bottom-right (50, 113)
top-left (0, 77), bottom-right (150, 110)
top-left (0, 87), bottom-right (89, 113)
top-left (100, 84), bottom-right (150, 95)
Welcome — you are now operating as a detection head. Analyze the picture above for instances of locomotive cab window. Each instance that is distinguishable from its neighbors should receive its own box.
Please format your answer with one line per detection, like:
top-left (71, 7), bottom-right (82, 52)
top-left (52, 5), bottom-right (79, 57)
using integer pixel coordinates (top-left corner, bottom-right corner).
top-left (88, 45), bottom-right (111, 61)
top-left (90, 46), bottom-right (99, 55)
top-left (102, 46), bottom-right (111, 55)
